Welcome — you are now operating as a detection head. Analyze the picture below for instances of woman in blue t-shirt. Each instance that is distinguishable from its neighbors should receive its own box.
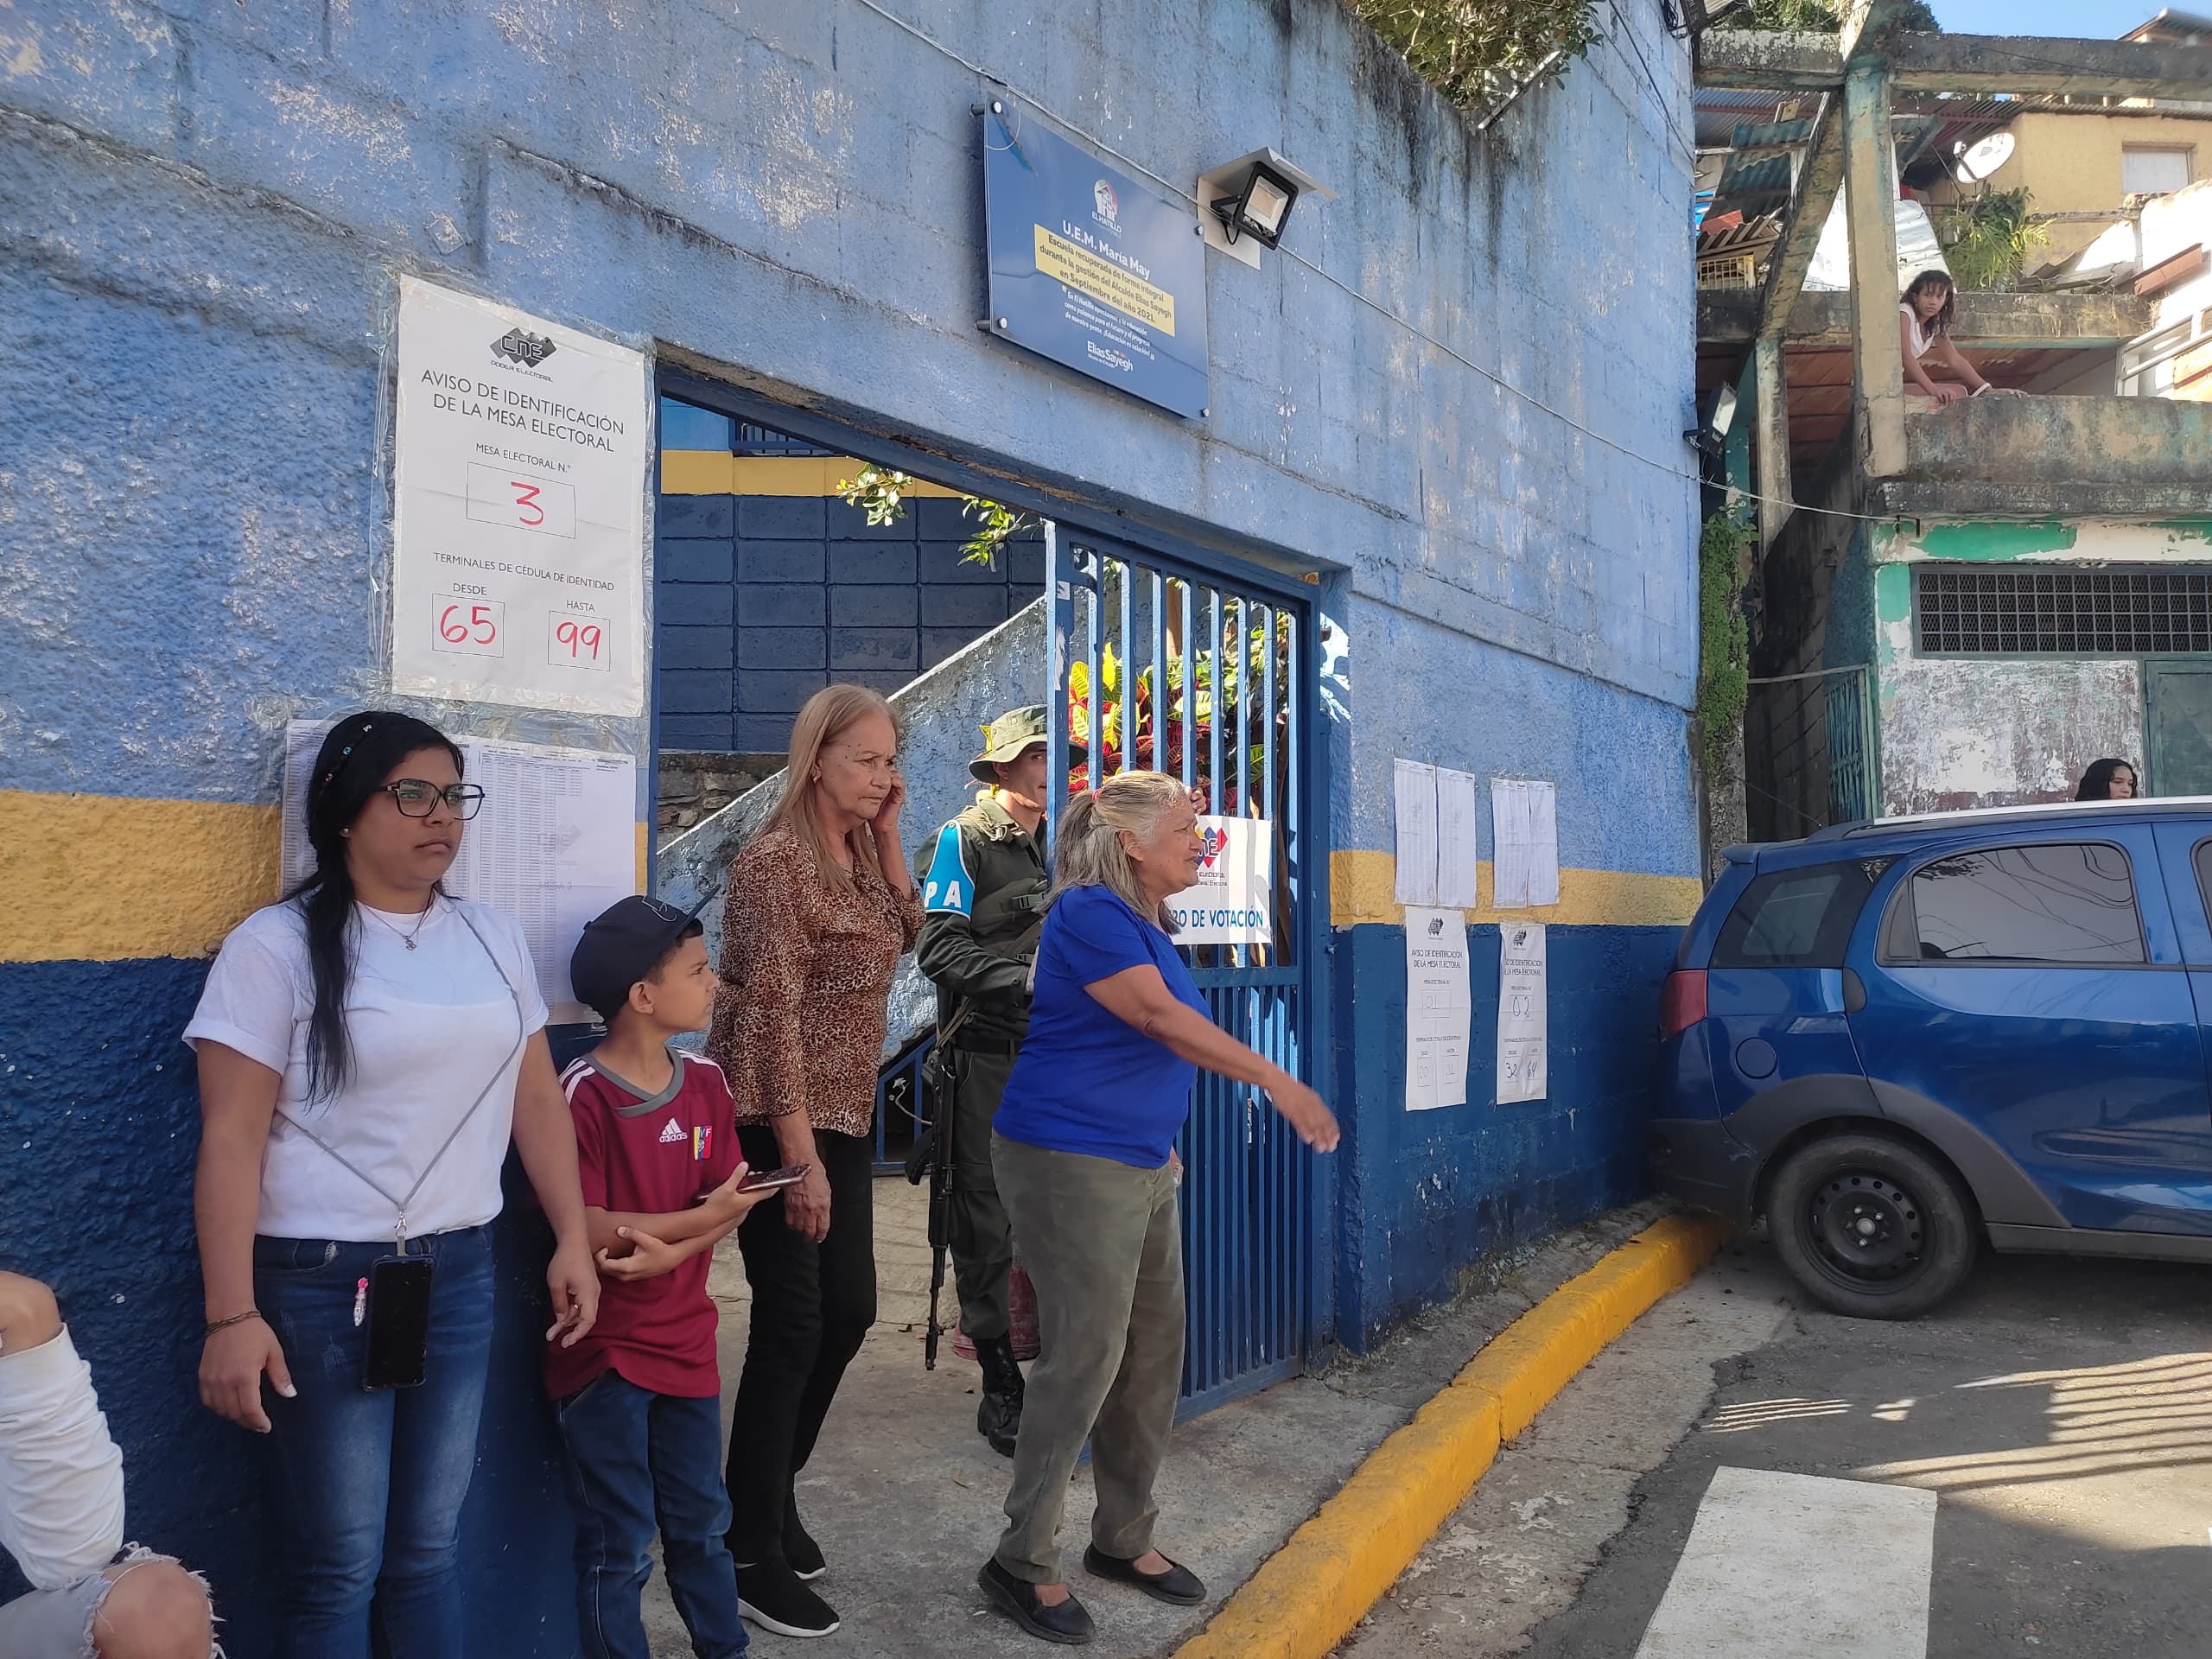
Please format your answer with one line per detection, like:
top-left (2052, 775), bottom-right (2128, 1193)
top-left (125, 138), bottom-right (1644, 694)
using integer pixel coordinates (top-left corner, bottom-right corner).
top-left (976, 770), bottom-right (1338, 1645)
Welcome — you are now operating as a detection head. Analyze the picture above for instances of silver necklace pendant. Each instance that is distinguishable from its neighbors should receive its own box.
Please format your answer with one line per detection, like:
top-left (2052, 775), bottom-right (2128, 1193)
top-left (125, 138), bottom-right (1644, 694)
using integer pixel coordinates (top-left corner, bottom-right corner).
top-left (404, 937), bottom-right (418, 950)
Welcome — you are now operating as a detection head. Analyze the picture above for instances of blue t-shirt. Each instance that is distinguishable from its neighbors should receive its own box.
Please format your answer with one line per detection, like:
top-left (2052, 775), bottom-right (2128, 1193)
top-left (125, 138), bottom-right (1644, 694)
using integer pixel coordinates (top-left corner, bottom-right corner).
top-left (994, 885), bottom-right (1210, 1168)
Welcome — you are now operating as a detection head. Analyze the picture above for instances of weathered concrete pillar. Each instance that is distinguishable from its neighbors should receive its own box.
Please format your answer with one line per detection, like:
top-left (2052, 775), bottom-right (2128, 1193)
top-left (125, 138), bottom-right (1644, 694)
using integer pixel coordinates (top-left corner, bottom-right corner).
top-left (1753, 334), bottom-right (1791, 549)
top-left (1842, 56), bottom-right (1905, 478)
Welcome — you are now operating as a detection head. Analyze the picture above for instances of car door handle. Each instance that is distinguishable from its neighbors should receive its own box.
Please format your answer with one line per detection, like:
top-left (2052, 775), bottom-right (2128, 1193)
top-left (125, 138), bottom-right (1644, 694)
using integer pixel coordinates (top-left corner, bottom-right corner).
top-left (1842, 968), bottom-right (1866, 1014)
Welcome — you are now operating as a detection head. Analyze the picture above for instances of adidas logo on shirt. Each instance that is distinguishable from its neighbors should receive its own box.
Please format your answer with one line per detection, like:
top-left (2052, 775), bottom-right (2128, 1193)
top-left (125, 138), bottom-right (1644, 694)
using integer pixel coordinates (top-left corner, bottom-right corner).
top-left (658, 1118), bottom-right (684, 1144)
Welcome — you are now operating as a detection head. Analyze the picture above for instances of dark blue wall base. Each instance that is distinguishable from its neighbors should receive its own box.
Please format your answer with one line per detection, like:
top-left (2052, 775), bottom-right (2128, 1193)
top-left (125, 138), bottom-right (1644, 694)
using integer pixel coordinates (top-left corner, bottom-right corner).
top-left (1329, 923), bottom-right (1681, 1351)
top-left (0, 960), bottom-right (584, 1656)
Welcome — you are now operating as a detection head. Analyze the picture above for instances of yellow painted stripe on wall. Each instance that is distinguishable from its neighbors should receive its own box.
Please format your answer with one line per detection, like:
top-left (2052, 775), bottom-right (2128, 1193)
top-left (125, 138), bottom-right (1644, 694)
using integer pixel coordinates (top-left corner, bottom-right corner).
top-left (1330, 849), bottom-right (1701, 931)
top-left (2, 791), bottom-right (283, 963)
top-left (659, 451), bottom-right (963, 499)
top-left (1, 791), bottom-right (651, 965)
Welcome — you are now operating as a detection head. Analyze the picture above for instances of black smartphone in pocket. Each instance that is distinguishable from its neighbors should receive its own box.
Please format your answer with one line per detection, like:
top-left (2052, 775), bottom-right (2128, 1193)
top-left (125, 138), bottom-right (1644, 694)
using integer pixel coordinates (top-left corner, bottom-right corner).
top-left (361, 1254), bottom-right (436, 1390)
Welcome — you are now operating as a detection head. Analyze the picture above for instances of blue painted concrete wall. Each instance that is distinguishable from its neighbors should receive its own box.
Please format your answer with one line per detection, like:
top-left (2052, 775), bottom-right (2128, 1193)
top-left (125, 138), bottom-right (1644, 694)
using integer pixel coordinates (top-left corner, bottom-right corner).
top-left (0, 0), bottom-right (1698, 1644)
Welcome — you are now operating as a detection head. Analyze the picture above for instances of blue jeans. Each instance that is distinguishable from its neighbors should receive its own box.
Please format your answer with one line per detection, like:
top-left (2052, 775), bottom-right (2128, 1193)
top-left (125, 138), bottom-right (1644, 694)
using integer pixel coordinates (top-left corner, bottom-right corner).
top-left (557, 1371), bottom-right (747, 1659)
top-left (254, 1224), bottom-right (494, 1659)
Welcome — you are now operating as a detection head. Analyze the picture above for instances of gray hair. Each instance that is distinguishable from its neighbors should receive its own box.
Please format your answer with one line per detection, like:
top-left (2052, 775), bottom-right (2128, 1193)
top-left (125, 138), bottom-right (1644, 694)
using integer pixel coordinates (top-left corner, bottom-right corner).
top-left (1051, 770), bottom-right (1190, 933)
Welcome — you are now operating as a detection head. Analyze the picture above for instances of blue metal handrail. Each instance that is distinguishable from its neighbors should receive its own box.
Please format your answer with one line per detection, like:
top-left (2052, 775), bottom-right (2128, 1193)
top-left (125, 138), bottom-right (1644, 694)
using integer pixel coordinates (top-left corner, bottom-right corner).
top-left (874, 1032), bottom-right (935, 1174)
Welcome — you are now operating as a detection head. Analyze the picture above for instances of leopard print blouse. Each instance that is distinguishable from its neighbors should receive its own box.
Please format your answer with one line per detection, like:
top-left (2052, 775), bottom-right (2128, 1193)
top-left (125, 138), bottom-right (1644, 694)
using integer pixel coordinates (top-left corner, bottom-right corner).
top-left (707, 823), bottom-right (924, 1138)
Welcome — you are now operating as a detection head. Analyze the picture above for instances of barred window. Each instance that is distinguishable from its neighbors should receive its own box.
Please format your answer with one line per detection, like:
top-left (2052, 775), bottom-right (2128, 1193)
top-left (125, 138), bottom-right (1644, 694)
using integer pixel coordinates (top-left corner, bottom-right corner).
top-left (1916, 567), bottom-right (2212, 656)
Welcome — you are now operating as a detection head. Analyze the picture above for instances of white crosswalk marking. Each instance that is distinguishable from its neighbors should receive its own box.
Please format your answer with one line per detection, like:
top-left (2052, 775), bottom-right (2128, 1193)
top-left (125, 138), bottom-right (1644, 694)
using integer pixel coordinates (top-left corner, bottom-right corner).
top-left (1634, 1466), bottom-right (1936, 1658)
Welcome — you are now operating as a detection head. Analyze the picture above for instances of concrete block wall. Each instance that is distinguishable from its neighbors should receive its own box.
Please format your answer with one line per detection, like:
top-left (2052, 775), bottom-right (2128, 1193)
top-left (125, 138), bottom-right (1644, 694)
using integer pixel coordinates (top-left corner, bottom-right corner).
top-left (657, 490), bottom-right (1045, 751)
top-left (1, 0), bottom-right (1700, 1643)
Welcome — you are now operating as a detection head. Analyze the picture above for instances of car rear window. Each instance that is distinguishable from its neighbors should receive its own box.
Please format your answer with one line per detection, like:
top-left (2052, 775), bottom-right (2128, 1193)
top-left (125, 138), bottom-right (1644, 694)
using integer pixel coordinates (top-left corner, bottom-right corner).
top-left (1711, 862), bottom-right (1878, 969)
top-left (1899, 842), bottom-right (2144, 964)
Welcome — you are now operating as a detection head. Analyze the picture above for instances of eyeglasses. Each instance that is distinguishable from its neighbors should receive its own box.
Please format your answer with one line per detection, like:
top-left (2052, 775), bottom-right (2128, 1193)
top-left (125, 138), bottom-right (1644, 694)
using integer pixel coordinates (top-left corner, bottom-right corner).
top-left (383, 780), bottom-right (487, 819)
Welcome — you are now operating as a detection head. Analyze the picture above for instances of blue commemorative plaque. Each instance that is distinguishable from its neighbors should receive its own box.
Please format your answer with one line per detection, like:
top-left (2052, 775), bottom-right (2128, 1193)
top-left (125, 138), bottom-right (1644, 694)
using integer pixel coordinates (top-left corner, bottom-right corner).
top-left (982, 106), bottom-right (1210, 419)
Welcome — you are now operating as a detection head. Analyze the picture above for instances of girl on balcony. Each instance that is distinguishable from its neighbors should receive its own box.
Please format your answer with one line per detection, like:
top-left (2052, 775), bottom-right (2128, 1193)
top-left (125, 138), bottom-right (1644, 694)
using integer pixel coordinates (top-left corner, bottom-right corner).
top-left (1901, 270), bottom-right (2027, 405)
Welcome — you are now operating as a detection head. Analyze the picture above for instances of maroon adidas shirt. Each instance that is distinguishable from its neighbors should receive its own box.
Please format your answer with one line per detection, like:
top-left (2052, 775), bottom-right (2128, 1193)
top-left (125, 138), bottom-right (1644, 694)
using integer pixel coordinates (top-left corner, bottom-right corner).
top-left (544, 1049), bottom-right (741, 1402)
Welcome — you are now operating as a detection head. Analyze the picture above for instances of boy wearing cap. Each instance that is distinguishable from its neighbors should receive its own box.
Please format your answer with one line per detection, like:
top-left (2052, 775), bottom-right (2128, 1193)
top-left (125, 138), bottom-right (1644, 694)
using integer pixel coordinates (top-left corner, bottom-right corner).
top-left (551, 896), bottom-right (777, 1659)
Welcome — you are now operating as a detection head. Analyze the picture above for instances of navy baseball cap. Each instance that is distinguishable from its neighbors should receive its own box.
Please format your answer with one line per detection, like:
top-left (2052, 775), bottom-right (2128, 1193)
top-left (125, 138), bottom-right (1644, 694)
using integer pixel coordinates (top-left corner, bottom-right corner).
top-left (570, 894), bottom-right (709, 1024)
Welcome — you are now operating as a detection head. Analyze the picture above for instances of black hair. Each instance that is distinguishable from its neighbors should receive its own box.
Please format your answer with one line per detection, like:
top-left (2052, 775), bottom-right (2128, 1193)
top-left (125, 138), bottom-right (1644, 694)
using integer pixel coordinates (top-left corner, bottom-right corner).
top-left (2075, 758), bottom-right (2139, 802)
top-left (289, 712), bottom-right (465, 1097)
top-left (1902, 270), bottom-right (1956, 336)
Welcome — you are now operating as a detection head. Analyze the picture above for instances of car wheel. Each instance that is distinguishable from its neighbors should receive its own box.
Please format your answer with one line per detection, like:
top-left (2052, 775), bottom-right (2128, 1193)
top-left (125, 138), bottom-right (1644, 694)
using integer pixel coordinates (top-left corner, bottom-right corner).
top-left (1767, 1133), bottom-right (1976, 1319)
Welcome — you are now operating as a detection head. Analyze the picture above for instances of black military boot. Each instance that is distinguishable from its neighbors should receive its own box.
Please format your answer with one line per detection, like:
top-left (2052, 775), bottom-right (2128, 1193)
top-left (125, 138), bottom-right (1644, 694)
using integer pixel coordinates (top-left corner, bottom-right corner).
top-left (976, 1333), bottom-right (1026, 1458)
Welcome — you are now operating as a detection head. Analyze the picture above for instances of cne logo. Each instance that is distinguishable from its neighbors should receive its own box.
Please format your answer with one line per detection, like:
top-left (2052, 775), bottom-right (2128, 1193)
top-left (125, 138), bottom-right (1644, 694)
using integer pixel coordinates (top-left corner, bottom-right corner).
top-left (1198, 825), bottom-right (1224, 870)
top-left (657, 1117), bottom-right (684, 1145)
top-left (1427, 915), bottom-right (1445, 936)
top-left (492, 327), bottom-right (557, 367)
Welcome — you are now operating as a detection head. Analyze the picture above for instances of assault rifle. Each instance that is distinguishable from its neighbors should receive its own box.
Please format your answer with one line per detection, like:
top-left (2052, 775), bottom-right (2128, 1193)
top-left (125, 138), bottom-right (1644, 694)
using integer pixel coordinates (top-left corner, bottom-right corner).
top-left (901, 1001), bottom-right (971, 1371)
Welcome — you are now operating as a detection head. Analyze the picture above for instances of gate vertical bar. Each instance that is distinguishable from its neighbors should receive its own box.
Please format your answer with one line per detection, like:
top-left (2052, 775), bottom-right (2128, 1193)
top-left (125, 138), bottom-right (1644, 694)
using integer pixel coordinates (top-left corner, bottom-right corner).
top-left (1120, 559), bottom-right (1135, 778)
top-left (1046, 521), bottom-right (1069, 853)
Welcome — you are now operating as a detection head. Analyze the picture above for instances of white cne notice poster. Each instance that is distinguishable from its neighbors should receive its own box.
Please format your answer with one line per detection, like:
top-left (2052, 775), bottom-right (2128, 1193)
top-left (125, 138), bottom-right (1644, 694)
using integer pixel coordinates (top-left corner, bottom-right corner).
top-left (389, 276), bottom-right (651, 717)
top-left (1404, 906), bottom-right (1471, 1111)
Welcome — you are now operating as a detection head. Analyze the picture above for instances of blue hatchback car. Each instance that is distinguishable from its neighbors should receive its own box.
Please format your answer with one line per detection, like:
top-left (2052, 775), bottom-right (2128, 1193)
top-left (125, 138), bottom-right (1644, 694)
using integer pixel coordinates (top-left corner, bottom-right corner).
top-left (1651, 798), bottom-right (2212, 1317)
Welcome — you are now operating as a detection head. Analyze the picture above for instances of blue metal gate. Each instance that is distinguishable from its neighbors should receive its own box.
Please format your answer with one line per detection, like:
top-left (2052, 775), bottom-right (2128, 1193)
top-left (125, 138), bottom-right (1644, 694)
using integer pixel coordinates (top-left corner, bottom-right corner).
top-left (1044, 526), bottom-right (1330, 1412)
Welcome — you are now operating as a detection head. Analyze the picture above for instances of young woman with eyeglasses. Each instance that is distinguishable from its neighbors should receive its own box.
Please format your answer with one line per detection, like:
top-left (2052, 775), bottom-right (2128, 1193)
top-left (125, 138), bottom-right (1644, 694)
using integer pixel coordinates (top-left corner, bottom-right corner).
top-left (185, 711), bottom-right (600, 1658)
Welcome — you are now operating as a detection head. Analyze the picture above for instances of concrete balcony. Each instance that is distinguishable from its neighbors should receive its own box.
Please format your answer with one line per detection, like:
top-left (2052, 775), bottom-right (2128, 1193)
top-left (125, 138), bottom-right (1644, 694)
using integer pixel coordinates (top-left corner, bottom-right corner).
top-left (1874, 396), bottom-right (2212, 517)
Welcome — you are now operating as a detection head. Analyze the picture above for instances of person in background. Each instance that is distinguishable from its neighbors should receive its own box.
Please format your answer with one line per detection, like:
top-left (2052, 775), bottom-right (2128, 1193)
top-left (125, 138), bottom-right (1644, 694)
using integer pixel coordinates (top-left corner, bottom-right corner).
top-left (976, 771), bottom-right (1339, 1647)
top-left (188, 711), bottom-right (600, 1659)
top-left (1899, 270), bottom-right (2026, 406)
top-left (2076, 758), bottom-right (2140, 801)
top-left (550, 896), bottom-right (782, 1659)
top-left (912, 706), bottom-right (1076, 1457)
top-left (708, 685), bottom-right (923, 1639)
top-left (0, 1274), bottom-right (217, 1659)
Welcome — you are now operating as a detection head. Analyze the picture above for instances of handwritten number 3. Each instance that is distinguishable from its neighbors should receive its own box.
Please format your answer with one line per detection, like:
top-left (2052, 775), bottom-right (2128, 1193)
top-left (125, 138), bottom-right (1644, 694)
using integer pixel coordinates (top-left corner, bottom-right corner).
top-left (512, 480), bottom-right (544, 527)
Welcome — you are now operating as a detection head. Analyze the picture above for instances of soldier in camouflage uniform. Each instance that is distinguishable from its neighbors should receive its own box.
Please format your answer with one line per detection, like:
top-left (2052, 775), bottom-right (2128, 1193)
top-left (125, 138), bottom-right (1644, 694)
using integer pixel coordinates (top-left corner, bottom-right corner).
top-left (912, 707), bottom-right (1077, 1456)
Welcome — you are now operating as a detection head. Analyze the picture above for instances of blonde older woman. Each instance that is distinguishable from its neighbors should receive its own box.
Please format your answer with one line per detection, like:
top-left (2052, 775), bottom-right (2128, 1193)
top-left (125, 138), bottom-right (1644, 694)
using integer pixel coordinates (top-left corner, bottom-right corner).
top-left (708, 683), bottom-right (921, 1638)
top-left (977, 771), bottom-right (1338, 1646)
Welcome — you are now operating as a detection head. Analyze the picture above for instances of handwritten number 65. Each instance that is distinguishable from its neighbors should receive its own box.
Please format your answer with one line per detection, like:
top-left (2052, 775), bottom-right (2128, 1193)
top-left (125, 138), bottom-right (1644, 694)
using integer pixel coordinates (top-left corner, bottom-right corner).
top-left (440, 604), bottom-right (496, 645)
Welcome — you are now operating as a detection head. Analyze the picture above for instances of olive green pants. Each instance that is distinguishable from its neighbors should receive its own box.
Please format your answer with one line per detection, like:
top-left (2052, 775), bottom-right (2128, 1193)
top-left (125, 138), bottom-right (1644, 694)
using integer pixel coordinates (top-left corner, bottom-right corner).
top-left (949, 1047), bottom-right (1017, 1344)
top-left (990, 1134), bottom-right (1185, 1584)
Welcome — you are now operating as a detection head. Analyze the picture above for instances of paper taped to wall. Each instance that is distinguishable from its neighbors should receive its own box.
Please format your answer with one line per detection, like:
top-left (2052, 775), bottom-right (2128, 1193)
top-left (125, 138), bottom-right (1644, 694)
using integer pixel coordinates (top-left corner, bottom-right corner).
top-left (1394, 759), bottom-right (1440, 907)
top-left (1491, 778), bottom-right (1560, 909)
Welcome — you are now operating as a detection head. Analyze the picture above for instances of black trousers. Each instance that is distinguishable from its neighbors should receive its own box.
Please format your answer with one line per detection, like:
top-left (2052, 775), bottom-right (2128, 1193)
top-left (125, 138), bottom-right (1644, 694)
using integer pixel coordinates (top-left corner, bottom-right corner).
top-left (724, 1123), bottom-right (877, 1564)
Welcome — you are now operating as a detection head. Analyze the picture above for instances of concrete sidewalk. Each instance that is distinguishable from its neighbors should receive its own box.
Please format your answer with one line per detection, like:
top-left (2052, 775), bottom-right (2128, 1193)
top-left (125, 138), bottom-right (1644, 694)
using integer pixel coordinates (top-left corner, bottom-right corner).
top-left (640, 1179), bottom-right (1669, 1658)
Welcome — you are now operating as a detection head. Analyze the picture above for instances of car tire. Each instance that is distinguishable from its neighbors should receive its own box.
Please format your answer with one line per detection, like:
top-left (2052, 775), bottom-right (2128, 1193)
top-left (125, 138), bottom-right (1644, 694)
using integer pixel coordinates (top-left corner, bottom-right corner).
top-left (1767, 1133), bottom-right (1977, 1319)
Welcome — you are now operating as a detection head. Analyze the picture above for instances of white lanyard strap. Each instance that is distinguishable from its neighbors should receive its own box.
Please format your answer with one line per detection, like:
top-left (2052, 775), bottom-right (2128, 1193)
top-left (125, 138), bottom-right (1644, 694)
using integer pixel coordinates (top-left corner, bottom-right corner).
top-left (278, 903), bottom-right (526, 1250)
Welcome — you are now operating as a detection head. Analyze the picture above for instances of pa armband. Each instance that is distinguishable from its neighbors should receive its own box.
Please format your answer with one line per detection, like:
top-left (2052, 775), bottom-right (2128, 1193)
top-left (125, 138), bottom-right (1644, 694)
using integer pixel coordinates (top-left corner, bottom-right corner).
top-left (922, 824), bottom-right (974, 916)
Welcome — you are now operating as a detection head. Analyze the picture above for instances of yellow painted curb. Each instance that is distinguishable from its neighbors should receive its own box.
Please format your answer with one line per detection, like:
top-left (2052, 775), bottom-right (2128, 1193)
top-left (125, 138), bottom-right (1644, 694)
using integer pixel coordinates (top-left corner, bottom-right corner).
top-left (1173, 1212), bottom-right (1730, 1659)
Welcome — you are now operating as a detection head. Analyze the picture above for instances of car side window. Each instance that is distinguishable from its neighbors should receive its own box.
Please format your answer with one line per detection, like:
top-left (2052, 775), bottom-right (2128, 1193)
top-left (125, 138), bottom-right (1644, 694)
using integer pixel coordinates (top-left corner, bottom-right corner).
top-left (2192, 841), bottom-right (2212, 930)
top-left (1711, 862), bottom-right (1878, 969)
top-left (1897, 842), bottom-right (2145, 965)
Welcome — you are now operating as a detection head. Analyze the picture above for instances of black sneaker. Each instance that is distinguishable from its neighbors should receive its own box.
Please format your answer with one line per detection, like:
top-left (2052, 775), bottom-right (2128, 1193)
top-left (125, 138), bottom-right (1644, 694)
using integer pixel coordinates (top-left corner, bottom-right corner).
top-left (785, 1509), bottom-right (827, 1583)
top-left (977, 1557), bottom-right (1096, 1645)
top-left (735, 1560), bottom-right (840, 1637)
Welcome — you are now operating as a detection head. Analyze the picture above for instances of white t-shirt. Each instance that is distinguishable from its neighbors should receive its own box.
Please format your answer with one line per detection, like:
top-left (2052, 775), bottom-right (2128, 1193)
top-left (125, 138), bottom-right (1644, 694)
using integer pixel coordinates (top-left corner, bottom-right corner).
top-left (184, 896), bottom-right (549, 1243)
top-left (1900, 302), bottom-right (1934, 359)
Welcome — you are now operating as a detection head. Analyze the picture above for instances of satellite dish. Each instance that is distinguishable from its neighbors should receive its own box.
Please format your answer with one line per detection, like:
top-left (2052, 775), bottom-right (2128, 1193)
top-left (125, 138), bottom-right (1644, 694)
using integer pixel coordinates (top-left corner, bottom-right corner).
top-left (1954, 132), bottom-right (2016, 184)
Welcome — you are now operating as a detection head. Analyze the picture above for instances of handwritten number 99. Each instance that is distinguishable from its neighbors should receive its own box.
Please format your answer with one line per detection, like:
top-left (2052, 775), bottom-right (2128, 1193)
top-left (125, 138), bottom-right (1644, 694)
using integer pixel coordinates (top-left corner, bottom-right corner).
top-left (556, 620), bottom-right (603, 660)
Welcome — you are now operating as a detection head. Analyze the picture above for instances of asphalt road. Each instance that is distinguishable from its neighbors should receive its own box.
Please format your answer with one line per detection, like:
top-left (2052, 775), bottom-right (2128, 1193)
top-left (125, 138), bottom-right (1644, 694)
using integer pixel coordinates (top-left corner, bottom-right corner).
top-left (1525, 1244), bottom-right (2212, 1658)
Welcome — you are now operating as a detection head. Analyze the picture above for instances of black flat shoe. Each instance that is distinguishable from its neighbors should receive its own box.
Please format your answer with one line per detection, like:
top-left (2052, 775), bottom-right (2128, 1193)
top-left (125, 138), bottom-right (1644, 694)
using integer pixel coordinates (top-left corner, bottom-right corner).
top-left (977, 1558), bottom-right (1096, 1645)
top-left (1082, 1546), bottom-right (1206, 1606)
